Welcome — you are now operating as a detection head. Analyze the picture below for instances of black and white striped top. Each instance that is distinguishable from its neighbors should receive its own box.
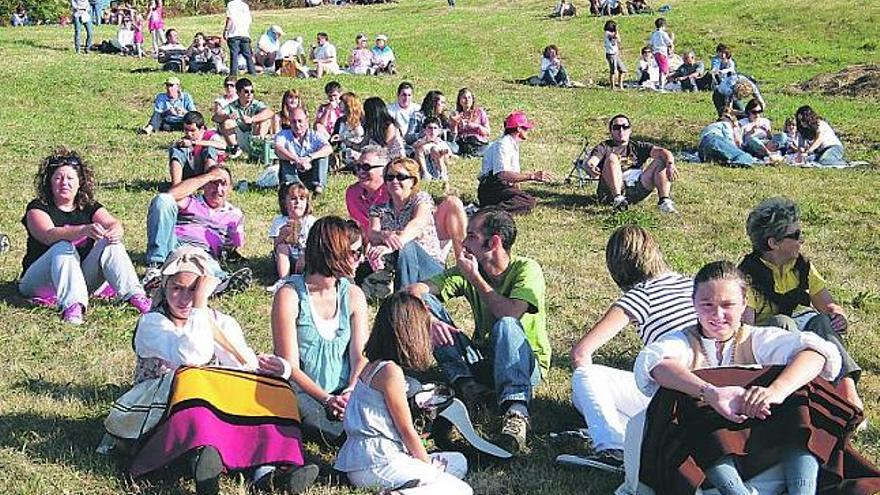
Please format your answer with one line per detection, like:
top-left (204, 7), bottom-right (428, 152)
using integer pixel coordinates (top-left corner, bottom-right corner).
top-left (614, 272), bottom-right (697, 345)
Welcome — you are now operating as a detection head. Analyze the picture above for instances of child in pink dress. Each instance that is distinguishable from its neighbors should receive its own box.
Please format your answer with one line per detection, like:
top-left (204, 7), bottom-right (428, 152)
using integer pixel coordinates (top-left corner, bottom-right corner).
top-left (147, 0), bottom-right (165, 58)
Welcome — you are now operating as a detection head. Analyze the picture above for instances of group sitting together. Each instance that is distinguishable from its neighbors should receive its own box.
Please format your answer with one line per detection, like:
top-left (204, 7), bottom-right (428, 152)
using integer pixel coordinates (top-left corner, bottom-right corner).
top-left (20, 143), bottom-right (878, 494)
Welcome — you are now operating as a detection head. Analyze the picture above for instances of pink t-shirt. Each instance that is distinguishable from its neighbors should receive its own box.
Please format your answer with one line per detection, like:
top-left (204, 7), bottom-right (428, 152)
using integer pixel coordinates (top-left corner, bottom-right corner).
top-left (148, 6), bottom-right (164, 32)
top-left (174, 195), bottom-right (244, 258)
top-left (345, 182), bottom-right (388, 235)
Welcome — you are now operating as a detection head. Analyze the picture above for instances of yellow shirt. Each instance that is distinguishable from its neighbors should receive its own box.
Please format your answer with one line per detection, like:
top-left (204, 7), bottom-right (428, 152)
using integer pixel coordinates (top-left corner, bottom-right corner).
top-left (746, 256), bottom-right (826, 324)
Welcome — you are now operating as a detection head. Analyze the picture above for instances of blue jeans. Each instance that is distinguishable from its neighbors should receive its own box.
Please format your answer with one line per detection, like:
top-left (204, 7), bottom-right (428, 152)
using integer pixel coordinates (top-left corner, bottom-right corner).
top-left (227, 36), bottom-right (256, 76)
top-left (279, 157), bottom-right (329, 191)
top-left (705, 449), bottom-right (818, 495)
top-left (73, 14), bottom-right (93, 53)
top-left (144, 193), bottom-right (226, 277)
top-left (423, 294), bottom-right (540, 407)
top-left (395, 242), bottom-right (444, 289)
top-left (815, 145), bottom-right (846, 166)
top-left (699, 134), bottom-right (757, 166)
top-left (90, 3), bottom-right (101, 24)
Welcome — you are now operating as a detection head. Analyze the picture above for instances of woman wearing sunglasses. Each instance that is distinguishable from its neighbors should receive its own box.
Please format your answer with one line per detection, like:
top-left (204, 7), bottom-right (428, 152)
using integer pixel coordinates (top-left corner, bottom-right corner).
top-left (738, 196), bottom-right (864, 417)
top-left (367, 157), bottom-right (447, 289)
top-left (19, 148), bottom-right (151, 325)
top-left (271, 216), bottom-right (370, 443)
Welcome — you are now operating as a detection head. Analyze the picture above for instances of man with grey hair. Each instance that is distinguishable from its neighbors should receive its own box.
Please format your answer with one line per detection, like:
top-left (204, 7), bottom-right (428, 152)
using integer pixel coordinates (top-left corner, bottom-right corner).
top-left (738, 196), bottom-right (864, 416)
top-left (668, 49), bottom-right (711, 92)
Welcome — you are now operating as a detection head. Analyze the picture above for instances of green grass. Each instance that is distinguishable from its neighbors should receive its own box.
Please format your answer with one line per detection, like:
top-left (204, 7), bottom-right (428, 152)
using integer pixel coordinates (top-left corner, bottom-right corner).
top-left (1, 0), bottom-right (879, 493)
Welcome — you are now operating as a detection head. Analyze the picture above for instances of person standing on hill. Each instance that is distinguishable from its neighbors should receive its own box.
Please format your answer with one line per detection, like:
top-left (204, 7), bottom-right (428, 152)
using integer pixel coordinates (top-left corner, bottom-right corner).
top-left (224, 0), bottom-right (256, 76)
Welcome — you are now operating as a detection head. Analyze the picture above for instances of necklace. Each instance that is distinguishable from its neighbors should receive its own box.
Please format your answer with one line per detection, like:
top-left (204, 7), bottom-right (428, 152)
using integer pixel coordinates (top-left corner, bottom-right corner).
top-left (698, 324), bottom-right (742, 366)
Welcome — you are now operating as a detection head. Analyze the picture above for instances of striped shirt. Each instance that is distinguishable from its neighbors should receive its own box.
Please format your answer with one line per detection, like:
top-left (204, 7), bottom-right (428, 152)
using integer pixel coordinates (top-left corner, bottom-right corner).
top-left (614, 272), bottom-right (697, 345)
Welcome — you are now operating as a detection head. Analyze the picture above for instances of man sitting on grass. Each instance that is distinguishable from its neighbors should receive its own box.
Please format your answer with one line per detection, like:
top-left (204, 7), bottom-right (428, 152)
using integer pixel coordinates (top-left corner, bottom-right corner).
top-left (140, 76), bottom-right (196, 135)
top-left (143, 166), bottom-right (251, 294)
top-left (408, 207), bottom-right (549, 456)
top-left (168, 111), bottom-right (227, 185)
top-left (583, 114), bottom-right (679, 213)
top-left (212, 77), bottom-right (274, 159)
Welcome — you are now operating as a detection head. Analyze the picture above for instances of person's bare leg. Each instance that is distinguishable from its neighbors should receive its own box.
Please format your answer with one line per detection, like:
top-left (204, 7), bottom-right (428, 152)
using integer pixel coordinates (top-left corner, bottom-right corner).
top-left (601, 153), bottom-right (625, 197)
top-left (435, 195), bottom-right (466, 259)
top-left (221, 119), bottom-right (238, 148)
top-left (640, 156), bottom-right (671, 199)
top-left (837, 377), bottom-right (864, 411)
top-left (254, 119), bottom-right (271, 138)
top-left (275, 243), bottom-right (291, 279)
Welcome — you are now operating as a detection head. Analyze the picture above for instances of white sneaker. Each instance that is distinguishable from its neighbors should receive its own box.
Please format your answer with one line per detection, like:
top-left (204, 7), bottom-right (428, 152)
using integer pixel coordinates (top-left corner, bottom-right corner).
top-left (658, 198), bottom-right (678, 214)
top-left (612, 194), bottom-right (629, 211)
top-left (142, 265), bottom-right (162, 290)
top-left (265, 279), bottom-right (286, 293)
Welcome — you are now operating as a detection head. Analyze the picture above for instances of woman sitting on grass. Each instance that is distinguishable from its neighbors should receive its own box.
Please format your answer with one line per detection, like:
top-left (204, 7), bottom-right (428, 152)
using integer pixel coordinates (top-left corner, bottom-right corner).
top-left (19, 148), bottom-right (151, 325)
top-left (450, 87), bottom-right (490, 158)
top-left (628, 261), bottom-right (859, 495)
top-left (698, 111), bottom-right (757, 167)
top-left (107, 246), bottom-right (318, 495)
top-left (367, 157), bottom-right (448, 290)
top-left (271, 216), bottom-right (370, 443)
top-left (569, 225), bottom-right (696, 473)
top-left (335, 291), bottom-right (473, 495)
top-left (364, 96), bottom-right (406, 159)
top-left (793, 105), bottom-right (846, 166)
top-left (540, 44), bottom-right (572, 87)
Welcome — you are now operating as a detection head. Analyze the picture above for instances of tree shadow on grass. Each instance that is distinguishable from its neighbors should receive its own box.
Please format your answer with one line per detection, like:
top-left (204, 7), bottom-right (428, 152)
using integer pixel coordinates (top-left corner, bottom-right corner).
top-left (532, 186), bottom-right (605, 211)
top-left (0, 280), bottom-right (31, 309)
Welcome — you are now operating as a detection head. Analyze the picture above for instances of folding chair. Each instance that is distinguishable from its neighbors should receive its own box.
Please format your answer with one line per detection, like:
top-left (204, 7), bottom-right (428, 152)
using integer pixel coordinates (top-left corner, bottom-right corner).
top-left (564, 139), bottom-right (597, 188)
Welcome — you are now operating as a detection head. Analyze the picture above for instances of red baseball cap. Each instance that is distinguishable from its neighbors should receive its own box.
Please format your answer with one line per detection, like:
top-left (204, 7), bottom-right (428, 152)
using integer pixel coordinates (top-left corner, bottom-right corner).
top-left (504, 111), bottom-right (534, 130)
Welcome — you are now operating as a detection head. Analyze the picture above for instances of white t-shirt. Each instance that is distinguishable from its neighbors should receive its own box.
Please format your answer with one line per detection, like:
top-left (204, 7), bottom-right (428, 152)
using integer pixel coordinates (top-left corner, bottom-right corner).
top-left (313, 42), bottom-right (337, 61)
top-left (739, 116), bottom-right (772, 141)
top-left (225, 0), bottom-right (252, 39)
top-left (387, 101), bottom-right (420, 136)
top-left (258, 32), bottom-right (281, 54)
top-left (278, 39), bottom-right (305, 59)
top-left (633, 324), bottom-right (841, 398)
top-left (480, 133), bottom-right (520, 178)
top-left (649, 29), bottom-right (673, 54)
top-left (802, 120), bottom-right (843, 150)
top-left (604, 32), bottom-right (619, 55)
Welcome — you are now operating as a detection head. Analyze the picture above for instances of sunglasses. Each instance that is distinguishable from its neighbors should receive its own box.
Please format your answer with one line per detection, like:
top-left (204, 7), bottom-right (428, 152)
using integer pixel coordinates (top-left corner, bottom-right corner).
top-left (356, 163), bottom-right (385, 173)
top-left (750, 109), bottom-right (763, 114)
top-left (384, 173), bottom-right (415, 183)
top-left (781, 229), bottom-right (802, 241)
top-left (611, 123), bottom-right (632, 131)
top-left (226, 83), bottom-right (236, 87)
top-left (48, 156), bottom-right (82, 168)
top-left (241, 89), bottom-right (255, 94)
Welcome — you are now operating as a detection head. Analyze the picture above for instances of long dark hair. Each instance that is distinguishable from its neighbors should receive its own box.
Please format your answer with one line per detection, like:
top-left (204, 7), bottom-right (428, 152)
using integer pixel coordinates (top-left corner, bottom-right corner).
top-left (795, 105), bottom-right (821, 141)
top-left (363, 96), bottom-right (398, 145)
top-left (420, 90), bottom-right (448, 127)
top-left (34, 147), bottom-right (96, 210)
top-left (364, 291), bottom-right (433, 371)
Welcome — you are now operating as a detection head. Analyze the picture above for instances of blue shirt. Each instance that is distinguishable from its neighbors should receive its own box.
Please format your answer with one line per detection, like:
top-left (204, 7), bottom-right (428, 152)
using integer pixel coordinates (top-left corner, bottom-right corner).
top-left (716, 74), bottom-right (761, 100)
top-left (153, 91), bottom-right (196, 124)
top-left (274, 128), bottom-right (329, 158)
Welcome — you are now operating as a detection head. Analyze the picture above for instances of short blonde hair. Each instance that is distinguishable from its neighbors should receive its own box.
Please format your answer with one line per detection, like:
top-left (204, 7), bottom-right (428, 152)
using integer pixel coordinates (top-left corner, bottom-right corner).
top-left (385, 157), bottom-right (421, 194)
top-left (733, 80), bottom-right (754, 100)
top-left (605, 225), bottom-right (669, 290)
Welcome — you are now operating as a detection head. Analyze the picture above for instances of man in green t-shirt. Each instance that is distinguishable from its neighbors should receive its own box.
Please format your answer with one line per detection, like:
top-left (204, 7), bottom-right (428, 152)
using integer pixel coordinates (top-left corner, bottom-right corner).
top-left (212, 77), bottom-right (274, 159)
top-left (408, 207), bottom-right (549, 454)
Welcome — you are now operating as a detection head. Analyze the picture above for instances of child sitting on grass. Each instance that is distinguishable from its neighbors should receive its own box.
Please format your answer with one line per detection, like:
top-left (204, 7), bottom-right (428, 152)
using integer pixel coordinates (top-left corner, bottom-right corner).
top-left (413, 116), bottom-right (453, 190)
top-left (335, 291), bottom-right (473, 495)
top-left (268, 182), bottom-right (316, 290)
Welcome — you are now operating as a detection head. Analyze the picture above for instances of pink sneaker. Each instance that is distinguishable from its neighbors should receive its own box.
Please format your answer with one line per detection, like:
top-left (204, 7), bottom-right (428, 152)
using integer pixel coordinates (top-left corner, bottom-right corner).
top-left (29, 294), bottom-right (58, 308)
top-left (61, 303), bottom-right (85, 325)
top-left (94, 284), bottom-right (118, 301)
top-left (128, 294), bottom-right (152, 315)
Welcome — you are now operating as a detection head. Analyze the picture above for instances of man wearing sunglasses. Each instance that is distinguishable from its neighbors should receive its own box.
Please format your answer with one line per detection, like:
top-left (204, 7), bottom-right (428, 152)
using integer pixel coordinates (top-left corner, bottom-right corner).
top-left (213, 77), bottom-right (274, 159)
top-left (738, 196), bottom-right (864, 419)
top-left (140, 76), bottom-right (196, 135)
top-left (584, 114), bottom-right (679, 213)
top-left (478, 111), bottom-right (553, 216)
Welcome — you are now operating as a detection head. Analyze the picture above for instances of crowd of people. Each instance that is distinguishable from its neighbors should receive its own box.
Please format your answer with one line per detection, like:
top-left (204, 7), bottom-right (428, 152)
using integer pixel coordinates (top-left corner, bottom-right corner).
top-left (9, 1), bottom-right (874, 495)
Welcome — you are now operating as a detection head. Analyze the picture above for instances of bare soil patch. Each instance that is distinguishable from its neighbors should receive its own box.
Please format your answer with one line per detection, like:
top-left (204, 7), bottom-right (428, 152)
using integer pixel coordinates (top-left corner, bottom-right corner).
top-left (796, 64), bottom-right (880, 98)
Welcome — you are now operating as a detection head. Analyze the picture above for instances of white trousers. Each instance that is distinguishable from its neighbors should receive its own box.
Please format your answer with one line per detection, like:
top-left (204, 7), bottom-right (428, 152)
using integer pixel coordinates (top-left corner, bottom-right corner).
top-left (572, 364), bottom-right (651, 452)
top-left (18, 239), bottom-right (144, 311)
top-left (347, 451), bottom-right (472, 495)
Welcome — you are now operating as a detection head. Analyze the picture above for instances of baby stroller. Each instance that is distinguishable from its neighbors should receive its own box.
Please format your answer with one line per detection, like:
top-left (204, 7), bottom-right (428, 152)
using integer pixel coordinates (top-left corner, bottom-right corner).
top-left (564, 139), bottom-right (597, 188)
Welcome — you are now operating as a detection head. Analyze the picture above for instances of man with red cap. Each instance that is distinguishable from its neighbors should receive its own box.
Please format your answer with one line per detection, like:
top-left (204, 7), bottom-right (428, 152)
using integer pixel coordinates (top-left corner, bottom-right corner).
top-left (477, 111), bottom-right (553, 215)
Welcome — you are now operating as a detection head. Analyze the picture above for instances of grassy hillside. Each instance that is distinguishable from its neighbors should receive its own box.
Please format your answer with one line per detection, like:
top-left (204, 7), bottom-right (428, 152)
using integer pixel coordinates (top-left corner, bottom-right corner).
top-left (0, 0), bottom-right (878, 493)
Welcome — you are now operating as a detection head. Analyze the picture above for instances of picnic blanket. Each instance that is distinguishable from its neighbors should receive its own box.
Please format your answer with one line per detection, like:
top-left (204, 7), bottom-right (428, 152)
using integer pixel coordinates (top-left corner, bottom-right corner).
top-left (129, 366), bottom-right (304, 478)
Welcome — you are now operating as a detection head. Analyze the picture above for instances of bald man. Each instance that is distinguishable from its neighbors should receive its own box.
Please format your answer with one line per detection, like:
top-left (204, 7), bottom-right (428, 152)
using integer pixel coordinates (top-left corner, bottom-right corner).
top-left (273, 106), bottom-right (333, 194)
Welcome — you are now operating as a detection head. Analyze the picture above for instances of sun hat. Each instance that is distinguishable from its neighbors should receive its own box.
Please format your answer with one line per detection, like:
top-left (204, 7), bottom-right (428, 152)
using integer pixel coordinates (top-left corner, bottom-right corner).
top-left (269, 25), bottom-right (284, 36)
top-left (165, 76), bottom-right (181, 86)
top-left (160, 246), bottom-right (211, 277)
top-left (375, 34), bottom-right (388, 41)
